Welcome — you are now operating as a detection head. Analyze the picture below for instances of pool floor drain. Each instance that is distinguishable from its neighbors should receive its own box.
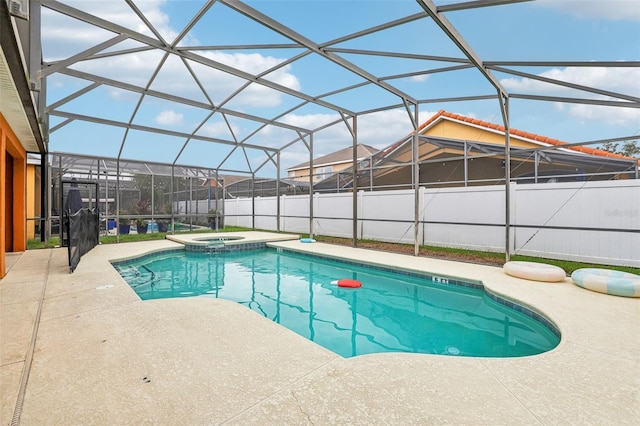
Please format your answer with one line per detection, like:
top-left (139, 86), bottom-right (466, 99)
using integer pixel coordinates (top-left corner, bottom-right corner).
top-left (446, 346), bottom-right (461, 355)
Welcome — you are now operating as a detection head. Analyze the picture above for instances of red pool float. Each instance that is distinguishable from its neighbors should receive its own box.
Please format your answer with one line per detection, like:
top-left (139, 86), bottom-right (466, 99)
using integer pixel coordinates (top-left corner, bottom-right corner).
top-left (336, 279), bottom-right (362, 288)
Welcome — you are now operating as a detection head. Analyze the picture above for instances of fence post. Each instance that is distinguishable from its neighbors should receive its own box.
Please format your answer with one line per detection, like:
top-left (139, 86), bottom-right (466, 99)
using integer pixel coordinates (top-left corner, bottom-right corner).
top-left (281, 194), bottom-right (286, 232)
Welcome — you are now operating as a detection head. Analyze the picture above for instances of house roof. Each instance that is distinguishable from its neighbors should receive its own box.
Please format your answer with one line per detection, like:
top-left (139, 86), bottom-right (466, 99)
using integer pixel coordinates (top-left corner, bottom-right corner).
top-left (288, 144), bottom-right (380, 171)
top-left (418, 110), bottom-right (639, 165)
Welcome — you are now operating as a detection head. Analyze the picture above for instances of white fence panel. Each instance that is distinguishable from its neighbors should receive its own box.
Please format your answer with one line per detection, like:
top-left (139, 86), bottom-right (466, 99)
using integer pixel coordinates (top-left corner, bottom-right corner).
top-left (315, 193), bottom-right (354, 238)
top-left (222, 180), bottom-right (639, 267)
top-left (361, 190), bottom-right (416, 243)
top-left (254, 197), bottom-right (278, 230)
top-left (421, 186), bottom-right (509, 252)
top-left (282, 195), bottom-right (311, 234)
top-left (234, 198), bottom-right (254, 228)
top-left (514, 180), bottom-right (640, 266)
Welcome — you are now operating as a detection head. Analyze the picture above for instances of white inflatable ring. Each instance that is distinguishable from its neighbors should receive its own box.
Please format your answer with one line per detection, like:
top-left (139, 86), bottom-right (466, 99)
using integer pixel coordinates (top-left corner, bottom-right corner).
top-left (503, 261), bottom-right (566, 282)
top-left (571, 268), bottom-right (640, 298)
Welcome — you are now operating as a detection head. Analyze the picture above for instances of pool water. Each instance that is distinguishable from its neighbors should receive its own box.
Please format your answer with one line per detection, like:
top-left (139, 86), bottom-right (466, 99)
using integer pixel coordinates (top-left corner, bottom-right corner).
top-left (113, 249), bottom-right (560, 358)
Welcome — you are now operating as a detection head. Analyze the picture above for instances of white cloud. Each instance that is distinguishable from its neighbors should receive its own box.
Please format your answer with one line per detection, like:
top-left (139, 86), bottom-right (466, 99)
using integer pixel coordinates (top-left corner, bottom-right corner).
top-left (155, 110), bottom-right (183, 126)
top-left (280, 113), bottom-right (340, 130)
top-left (410, 74), bottom-right (430, 83)
top-left (41, 2), bottom-right (298, 109)
top-left (280, 150), bottom-right (309, 168)
top-left (200, 51), bottom-right (301, 107)
top-left (199, 121), bottom-right (239, 139)
top-left (536, 0), bottom-right (640, 21)
top-left (42, 1), bottom-right (179, 61)
top-left (501, 66), bottom-right (640, 96)
top-left (501, 66), bottom-right (640, 127)
top-left (563, 103), bottom-right (640, 127)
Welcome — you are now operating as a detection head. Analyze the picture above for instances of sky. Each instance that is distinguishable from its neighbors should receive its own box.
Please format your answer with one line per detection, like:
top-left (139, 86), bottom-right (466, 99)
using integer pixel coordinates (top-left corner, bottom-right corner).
top-left (40, 0), bottom-right (640, 177)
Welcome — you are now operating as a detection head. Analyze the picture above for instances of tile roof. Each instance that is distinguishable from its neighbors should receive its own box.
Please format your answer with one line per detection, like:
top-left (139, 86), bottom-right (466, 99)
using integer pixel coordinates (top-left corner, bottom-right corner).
top-left (417, 110), bottom-right (639, 165)
top-left (289, 144), bottom-right (380, 170)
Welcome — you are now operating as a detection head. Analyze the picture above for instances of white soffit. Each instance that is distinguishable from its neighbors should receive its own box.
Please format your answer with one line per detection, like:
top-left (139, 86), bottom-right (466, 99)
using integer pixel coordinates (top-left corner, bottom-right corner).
top-left (0, 45), bottom-right (39, 152)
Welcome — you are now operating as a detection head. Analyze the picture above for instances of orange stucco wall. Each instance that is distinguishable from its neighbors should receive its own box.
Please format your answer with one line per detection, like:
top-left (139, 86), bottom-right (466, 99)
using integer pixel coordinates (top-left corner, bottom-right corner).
top-left (423, 120), bottom-right (538, 149)
top-left (1, 113), bottom-right (27, 278)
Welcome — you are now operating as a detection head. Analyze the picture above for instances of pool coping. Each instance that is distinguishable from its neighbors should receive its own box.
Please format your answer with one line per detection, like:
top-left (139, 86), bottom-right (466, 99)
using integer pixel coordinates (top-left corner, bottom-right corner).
top-left (2, 232), bottom-right (639, 424)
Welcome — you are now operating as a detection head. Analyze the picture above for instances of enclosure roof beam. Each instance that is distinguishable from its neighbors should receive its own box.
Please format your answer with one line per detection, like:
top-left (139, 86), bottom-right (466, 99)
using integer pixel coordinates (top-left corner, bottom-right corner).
top-left (380, 64), bottom-right (475, 82)
top-left (41, 0), bottom-right (354, 116)
top-left (510, 94), bottom-right (640, 108)
top-left (86, 46), bottom-right (156, 60)
top-left (51, 68), bottom-right (313, 133)
top-left (437, 0), bottom-right (533, 13)
top-left (124, 0), bottom-right (168, 46)
top-left (39, 34), bottom-right (128, 78)
top-left (220, 0), bottom-right (417, 104)
top-left (319, 12), bottom-right (428, 48)
top-left (49, 118), bottom-right (73, 133)
top-left (484, 60), bottom-right (640, 67)
top-left (416, 0), bottom-right (509, 98)
top-left (354, 94), bottom-right (497, 117)
top-left (489, 65), bottom-right (640, 103)
top-left (324, 48), bottom-right (471, 64)
top-left (46, 82), bottom-right (101, 111)
top-left (49, 110), bottom-right (278, 152)
top-left (179, 43), bottom-right (301, 51)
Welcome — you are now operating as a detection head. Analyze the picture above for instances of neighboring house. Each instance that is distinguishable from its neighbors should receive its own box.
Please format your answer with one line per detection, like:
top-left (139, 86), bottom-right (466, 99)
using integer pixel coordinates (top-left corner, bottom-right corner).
top-left (287, 144), bottom-right (379, 183)
top-left (316, 110), bottom-right (638, 192)
top-left (1, 3), bottom-right (46, 278)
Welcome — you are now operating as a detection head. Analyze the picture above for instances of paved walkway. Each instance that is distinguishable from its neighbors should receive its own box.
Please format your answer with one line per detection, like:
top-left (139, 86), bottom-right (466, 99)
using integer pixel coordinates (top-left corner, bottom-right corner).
top-left (1, 233), bottom-right (638, 424)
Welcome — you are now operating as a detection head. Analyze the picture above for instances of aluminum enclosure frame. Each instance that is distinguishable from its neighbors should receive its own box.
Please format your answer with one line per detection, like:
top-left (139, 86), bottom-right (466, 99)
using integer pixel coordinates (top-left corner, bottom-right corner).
top-left (34, 0), bottom-right (639, 259)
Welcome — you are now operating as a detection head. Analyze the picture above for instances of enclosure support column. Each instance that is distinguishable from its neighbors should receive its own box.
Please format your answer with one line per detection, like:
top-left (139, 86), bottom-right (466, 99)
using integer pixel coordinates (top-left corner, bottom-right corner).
top-left (276, 152), bottom-right (281, 232)
top-left (352, 116), bottom-right (358, 248)
top-left (463, 141), bottom-right (468, 187)
top-left (116, 157), bottom-right (120, 243)
top-left (58, 155), bottom-right (63, 243)
top-left (500, 95), bottom-right (511, 262)
top-left (170, 165), bottom-right (175, 234)
top-left (105, 169), bottom-right (109, 234)
top-left (534, 151), bottom-right (539, 184)
top-left (251, 173), bottom-right (256, 230)
top-left (46, 156), bottom-right (52, 244)
top-left (95, 161), bottom-right (99, 212)
top-left (215, 169), bottom-right (219, 231)
top-left (369, 164), bottom-right (373, 192)
top-left (189, 177), bottom-right (193, 231)
top-left (207, 173), bottom-right (211, 215)
top-left (40, 154), bottom-right (47, 242)
top-left (221, 176), bottom-right (225, 231)
top-left (413, 106), bottom-right (420, 257)
top-left (151, 174), bottom-right (155, 225)
top-left (309, 133), bottom-right (314, 239)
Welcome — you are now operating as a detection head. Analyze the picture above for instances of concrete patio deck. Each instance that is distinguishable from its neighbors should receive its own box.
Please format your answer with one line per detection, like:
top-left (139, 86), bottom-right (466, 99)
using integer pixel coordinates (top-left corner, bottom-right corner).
top-left (1, 232), bottom-right (638, 425)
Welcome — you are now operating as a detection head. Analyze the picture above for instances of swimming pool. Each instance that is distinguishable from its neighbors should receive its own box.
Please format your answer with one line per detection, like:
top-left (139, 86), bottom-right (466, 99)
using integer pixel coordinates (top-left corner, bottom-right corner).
top-left (113, 248), bottom-right (560, 358)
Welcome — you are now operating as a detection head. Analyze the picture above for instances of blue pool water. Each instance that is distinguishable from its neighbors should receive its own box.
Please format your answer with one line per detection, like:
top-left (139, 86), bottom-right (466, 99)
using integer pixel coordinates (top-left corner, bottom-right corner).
top-left (113, 248), bottom-right (560, 358)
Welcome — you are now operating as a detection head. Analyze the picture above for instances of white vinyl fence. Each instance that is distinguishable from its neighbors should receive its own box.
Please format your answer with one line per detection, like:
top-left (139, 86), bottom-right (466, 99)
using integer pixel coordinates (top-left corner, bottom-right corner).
top-left (223, 180), bottom-right (640, 267)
